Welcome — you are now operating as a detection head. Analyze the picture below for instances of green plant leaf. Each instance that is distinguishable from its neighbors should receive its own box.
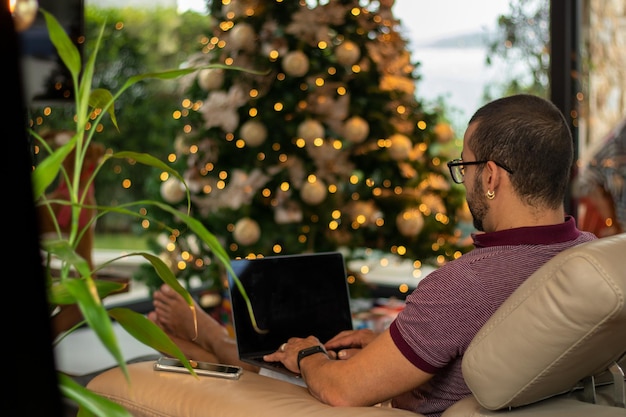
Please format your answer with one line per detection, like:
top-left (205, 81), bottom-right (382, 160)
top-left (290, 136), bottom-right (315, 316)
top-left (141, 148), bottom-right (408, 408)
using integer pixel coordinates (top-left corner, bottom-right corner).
top-left (32, 135), bottom-right (78, 200)
top-left (41, 239), bottom-right (93, 278)
top-left (90, 88), bottom-right (119, 130)
top-left (132, 252), bottom-right (189, 295)
top-left (64, 278), bottom-right (128, 379)
top-left (58, 373), bottom-right (132, 417)
top-left (108, 308), bottom-right (198, 376)
top-left (123, 64), bottom-right (267, 85)
top-left (41, 9), bottom-right (81, 79)
top-left (35, 9), bottom-right (266, 415)
top-left (50, 279), bottom-right (127, 306)
top-left (94, 250), bottom-right (200, 339)
top-left (101, 250), bottom-right (192, 304)
top-left (107, 151), bottom-right (191, 210)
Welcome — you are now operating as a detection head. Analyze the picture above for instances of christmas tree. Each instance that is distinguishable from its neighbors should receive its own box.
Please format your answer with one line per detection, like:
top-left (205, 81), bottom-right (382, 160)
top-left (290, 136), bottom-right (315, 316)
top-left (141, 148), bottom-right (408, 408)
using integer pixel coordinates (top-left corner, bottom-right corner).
top-left (135, 0), bottom-right (472, 300)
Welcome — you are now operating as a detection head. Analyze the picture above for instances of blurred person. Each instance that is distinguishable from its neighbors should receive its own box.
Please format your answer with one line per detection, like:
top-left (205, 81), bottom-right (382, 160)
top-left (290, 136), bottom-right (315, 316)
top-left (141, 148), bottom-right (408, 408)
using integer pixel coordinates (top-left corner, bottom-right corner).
top-left (574, 118), bottom-right (626, 236)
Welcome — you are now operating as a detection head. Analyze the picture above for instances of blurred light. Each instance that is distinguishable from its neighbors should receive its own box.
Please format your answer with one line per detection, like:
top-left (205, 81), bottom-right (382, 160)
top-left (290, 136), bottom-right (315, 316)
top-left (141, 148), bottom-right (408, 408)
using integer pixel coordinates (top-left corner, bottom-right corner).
top-left (10, 0), bottom-right (38, 32)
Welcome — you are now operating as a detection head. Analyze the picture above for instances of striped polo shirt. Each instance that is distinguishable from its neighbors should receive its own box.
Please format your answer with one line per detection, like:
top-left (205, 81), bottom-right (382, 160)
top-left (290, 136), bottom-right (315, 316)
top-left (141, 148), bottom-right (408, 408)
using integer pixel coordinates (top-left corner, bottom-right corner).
top-left (388, 216), bottom-right (596, 416)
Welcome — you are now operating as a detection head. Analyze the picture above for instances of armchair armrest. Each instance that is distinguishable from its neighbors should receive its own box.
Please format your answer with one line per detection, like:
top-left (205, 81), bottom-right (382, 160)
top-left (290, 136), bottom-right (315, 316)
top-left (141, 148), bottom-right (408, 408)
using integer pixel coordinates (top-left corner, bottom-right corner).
top-left (87, 361), bottom-right (420, 417)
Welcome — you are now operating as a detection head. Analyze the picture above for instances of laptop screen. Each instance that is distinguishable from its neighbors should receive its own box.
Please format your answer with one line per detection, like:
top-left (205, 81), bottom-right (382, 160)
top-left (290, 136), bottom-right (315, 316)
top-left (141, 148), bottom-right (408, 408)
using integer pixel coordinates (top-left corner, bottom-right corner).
top-left (227, 252), bottom-right (354, 358)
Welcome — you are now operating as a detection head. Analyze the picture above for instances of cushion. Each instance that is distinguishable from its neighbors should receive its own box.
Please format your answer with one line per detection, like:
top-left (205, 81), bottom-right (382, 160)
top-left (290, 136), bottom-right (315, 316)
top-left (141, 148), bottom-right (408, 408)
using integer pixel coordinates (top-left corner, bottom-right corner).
top-left (462, 234), bottom-right (626, 410)
top-left (87, 360), bottom-right (421, 417)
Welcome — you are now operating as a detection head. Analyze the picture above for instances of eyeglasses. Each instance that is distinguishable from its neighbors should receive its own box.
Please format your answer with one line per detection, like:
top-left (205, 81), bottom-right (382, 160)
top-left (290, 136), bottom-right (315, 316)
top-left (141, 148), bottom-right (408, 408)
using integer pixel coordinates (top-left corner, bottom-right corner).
top-left (447, 158), bottom-right (514, 184)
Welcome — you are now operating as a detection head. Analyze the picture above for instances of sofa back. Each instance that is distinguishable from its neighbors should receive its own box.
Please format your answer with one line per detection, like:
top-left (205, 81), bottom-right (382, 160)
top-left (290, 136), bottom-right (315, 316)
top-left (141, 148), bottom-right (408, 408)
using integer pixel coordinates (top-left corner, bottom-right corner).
top-left (462, 233), bottom-right (626, 410)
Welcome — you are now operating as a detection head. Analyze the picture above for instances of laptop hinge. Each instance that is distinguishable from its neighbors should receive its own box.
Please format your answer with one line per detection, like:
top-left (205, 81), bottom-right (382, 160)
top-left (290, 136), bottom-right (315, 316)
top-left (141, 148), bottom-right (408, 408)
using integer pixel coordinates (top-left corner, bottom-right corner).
top-left (608, 362), bottom-right (625, 408)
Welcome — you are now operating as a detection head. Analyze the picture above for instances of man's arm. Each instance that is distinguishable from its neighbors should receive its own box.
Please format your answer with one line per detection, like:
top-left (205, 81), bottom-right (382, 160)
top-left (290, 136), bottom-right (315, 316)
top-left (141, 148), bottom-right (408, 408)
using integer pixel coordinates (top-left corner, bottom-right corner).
top-left (264, 329), bottom-right (433, 407)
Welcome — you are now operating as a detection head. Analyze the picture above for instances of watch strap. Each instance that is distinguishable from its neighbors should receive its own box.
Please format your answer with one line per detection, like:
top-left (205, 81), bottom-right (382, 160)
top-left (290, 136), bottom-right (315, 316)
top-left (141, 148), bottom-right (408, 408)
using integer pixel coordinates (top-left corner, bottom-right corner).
top-left (297, 345), bottom-right (328, 371)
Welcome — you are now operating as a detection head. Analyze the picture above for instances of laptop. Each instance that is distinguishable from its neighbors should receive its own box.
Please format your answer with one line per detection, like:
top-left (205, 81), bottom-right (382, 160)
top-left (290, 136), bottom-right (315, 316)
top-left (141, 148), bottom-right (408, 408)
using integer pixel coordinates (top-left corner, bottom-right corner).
top-left (227, 252), bottom-right (354, 379)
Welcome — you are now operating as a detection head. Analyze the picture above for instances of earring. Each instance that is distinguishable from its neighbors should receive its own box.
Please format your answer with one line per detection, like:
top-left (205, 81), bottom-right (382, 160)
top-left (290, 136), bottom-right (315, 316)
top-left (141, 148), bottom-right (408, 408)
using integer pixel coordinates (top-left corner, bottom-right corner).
top-left (486, 189), bottom-right (495, 200)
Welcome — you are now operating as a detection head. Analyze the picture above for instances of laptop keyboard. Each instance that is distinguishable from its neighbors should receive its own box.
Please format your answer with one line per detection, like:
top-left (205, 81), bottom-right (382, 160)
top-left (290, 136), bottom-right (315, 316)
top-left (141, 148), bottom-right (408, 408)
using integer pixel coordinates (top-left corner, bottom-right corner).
top-left (252, 357), bottom-right (287, 369)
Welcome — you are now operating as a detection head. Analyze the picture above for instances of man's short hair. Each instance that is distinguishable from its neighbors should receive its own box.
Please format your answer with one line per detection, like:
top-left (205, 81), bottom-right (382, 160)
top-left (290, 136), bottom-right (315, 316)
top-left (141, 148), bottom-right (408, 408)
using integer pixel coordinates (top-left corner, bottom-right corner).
top-left (468, 94), bottom-right (573, 209)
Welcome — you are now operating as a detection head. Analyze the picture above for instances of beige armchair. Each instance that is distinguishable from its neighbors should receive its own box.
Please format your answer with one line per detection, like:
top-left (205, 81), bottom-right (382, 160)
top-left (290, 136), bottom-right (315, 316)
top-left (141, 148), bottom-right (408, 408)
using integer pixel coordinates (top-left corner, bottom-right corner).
top-left (87, 234), bottom-right (626, 417)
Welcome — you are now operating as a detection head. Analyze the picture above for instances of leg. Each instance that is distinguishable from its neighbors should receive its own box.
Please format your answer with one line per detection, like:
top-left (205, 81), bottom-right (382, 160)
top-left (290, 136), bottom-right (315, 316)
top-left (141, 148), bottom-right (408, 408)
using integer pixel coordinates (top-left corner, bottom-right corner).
top-left (149, 284), bottom-right (259, 372)
top-left (163, 333), bottom-right (220, 363)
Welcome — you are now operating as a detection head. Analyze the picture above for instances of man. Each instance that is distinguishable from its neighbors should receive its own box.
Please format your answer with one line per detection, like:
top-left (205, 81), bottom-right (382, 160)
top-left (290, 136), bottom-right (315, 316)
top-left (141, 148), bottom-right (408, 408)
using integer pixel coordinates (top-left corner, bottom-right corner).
top-left (150, 94), bottom-right (596, 417)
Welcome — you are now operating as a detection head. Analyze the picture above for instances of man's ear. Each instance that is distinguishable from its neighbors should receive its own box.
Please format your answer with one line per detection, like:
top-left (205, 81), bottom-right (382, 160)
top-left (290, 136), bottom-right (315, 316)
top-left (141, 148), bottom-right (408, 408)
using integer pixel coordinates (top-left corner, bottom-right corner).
top-left (485, 160), bottom-right (501, 189)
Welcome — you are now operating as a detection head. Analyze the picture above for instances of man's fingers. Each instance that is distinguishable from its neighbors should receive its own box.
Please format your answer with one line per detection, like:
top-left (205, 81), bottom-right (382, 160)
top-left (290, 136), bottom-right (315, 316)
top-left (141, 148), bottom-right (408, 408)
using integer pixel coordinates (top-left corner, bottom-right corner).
top-left (336, 348), bottom-right (360, 360)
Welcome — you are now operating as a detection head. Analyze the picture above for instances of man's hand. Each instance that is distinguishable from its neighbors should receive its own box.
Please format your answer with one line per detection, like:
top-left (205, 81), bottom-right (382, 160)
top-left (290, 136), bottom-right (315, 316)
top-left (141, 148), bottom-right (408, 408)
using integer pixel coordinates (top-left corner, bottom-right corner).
top-left (324, 329), bottom-right (377, 360)
top-left (263, 335), bottom-right (324, 373)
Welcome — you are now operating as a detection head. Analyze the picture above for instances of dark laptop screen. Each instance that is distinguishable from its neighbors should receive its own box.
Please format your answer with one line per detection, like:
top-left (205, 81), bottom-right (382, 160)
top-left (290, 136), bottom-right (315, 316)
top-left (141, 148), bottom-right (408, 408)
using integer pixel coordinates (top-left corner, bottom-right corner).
top-left (227, 252), bottom-right (353, 357)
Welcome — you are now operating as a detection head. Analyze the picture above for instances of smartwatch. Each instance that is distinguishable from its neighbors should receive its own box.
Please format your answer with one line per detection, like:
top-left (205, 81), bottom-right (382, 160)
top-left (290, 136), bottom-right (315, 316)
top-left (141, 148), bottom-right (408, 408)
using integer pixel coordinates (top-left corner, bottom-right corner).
top-left (297, 345), bottom-right (328, 371)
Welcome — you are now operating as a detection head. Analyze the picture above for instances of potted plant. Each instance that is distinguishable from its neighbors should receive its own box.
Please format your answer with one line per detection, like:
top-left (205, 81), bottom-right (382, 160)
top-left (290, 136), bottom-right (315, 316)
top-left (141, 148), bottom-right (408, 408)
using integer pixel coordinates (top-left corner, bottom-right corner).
top-left (32, 10), bottom-right (263, 416)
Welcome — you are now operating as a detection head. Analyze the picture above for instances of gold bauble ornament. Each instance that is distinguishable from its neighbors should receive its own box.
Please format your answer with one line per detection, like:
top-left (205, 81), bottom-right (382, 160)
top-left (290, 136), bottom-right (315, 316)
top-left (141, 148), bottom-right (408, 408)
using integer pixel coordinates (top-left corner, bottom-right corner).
top-left (335, 41), bottom-right (361, 66)
top-left (297, 119), bottom-right (325, 142)
top-left (197, 68), bottom-right (224, 91)
top-left (396, 209), bottom-right (424, 237)
top-left (301, 180), bottom-right (327, 205)
top-left (282, 50), bottom-right (310, 77)
top-left (434, 122), bottom-right (455, 143)
top-left (343, 116), bottom-right (369, 143)
top-left (233, 217), bottom-right (261, 246)
top-left (388, 133), bottom-right (413, 161)
top-left (240, 120), bottom-right (268, 147)
top-left (160, 177), bottom-right (186, 204)
top-left (229, 22), bottom-right (256, 52)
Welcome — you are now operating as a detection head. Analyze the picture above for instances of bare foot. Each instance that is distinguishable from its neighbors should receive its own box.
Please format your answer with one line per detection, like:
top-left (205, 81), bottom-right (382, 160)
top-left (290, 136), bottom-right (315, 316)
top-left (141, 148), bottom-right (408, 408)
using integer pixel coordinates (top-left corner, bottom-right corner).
top-left (150, 284), bottom-right (229, 348)
top-left (150, 284), bottom-right (199, 341)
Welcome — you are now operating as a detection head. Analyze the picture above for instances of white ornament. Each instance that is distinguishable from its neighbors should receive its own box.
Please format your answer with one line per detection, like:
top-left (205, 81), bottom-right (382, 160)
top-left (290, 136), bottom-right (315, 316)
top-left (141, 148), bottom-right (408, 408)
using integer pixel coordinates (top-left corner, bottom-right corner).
top-left (282, 50), bottom-right (310, 77)
top-left (160, 177), bottom-right (186, 204)
top-left (233, 217), bottom-right (261, 246)
top-left (396, 209), bottom-right (424, 237)
top-left (388, 133), bottom-right (413, 161)
top-left (301, 180), bottom-right (327, 205)
top-left (336, 41), bottom-right (361, 66)
top-left (197, 68), bottom-right (224, 91)
top-left (174, 135), bottom-right (190, 155)
top-left (229, 23), bottom-right (256, 52)
top-left (240, 120), bottom-right (268, 147)
top-left (297, 119), bottom-right (325, 142)
top-left (343, 116), bottom-right (369, 143)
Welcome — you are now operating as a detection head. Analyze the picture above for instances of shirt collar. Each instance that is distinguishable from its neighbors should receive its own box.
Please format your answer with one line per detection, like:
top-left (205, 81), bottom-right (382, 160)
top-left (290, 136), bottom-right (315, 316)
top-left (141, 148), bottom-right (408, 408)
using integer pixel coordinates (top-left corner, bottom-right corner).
top-left (472, 216), bottom-right (581, 248)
